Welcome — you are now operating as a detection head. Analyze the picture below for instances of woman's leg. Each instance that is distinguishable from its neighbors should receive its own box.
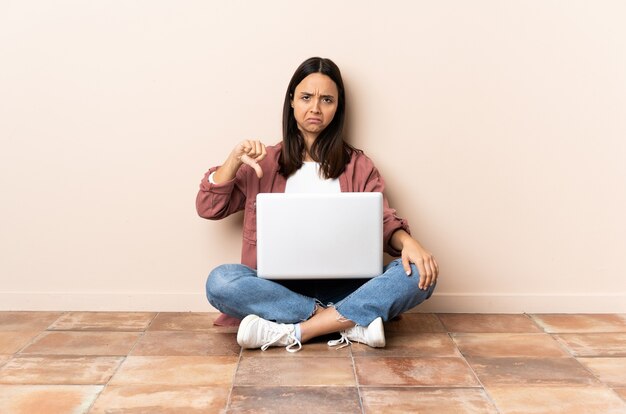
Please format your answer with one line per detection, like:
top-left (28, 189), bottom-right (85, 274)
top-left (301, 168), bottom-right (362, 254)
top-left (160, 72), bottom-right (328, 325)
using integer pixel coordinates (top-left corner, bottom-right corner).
top-left (210, 260), bottom-right (434, 351)
top-left (334, 258), bottom-right (436, 326)
top-left (300, 258), bottom-right (435, 341)
top-left (299, 307), bottom-right (354, 342)
top-left (206, 264), bottom-right (317, 323)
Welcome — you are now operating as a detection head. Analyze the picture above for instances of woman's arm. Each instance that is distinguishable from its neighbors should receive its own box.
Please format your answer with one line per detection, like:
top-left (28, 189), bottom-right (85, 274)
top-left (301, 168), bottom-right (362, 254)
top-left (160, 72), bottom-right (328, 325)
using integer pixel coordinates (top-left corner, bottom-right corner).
top-left (196, 140), bottom-right (266, 220)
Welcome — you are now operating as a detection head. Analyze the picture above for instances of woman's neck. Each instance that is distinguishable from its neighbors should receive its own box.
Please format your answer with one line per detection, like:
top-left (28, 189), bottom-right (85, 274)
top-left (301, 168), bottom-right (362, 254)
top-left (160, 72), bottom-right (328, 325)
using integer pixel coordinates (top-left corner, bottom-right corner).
top-left (303, 146), bottom-right (317, 161)
top-left (302, 133), bottom-right (317, 162)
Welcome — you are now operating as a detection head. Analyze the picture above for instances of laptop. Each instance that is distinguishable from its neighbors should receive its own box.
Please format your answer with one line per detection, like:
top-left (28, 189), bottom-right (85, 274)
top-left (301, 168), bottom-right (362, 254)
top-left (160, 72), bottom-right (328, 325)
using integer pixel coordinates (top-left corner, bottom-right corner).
top-left (256, 192), bottom-right (383, 279)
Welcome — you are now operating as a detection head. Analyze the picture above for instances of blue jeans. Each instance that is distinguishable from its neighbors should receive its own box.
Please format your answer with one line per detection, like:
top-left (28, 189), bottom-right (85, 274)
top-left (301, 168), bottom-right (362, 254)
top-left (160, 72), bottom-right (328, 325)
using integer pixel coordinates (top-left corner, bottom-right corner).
top-left (205, 258), bottom-right (435, 327)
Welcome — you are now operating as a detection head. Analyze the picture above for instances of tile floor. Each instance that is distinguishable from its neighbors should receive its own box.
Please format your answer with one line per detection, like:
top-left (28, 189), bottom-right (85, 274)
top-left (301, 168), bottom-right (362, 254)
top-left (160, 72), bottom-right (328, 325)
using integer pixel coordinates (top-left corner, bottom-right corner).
top-left (1, 312), bottom-right (625, 413)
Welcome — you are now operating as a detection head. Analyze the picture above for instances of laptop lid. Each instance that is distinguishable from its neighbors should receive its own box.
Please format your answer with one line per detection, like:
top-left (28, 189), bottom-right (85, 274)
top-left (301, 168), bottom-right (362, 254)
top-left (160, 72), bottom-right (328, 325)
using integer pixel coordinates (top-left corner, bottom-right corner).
top-left (256, 192), bottom-right (383, 279)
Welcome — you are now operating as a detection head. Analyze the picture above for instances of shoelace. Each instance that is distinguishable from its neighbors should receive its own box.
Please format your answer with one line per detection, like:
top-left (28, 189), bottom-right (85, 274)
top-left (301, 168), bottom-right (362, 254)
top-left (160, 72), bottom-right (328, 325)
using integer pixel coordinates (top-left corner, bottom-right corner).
top-left (260, 324), bottom-right (302, 353)
top-left (327, 332), bottom-right (352, 350)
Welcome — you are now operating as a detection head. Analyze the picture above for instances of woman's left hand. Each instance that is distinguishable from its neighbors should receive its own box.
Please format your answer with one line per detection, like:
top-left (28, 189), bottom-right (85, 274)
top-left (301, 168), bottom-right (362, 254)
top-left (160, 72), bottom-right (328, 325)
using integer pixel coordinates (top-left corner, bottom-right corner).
top-left (401, 239), bottom-right (439, 290)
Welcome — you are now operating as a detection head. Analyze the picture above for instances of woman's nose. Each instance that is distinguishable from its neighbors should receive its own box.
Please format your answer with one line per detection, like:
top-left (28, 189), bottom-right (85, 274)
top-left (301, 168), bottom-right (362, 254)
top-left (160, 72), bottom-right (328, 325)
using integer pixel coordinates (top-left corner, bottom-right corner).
top-left (310, 99), bottom-right (321, 113)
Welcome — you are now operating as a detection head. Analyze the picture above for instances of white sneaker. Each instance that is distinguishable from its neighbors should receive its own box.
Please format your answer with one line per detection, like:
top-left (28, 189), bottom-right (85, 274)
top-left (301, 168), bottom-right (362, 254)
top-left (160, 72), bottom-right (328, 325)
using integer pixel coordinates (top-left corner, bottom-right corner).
top-left (237, 314), bottom-right (302, 353)
top-left (328, 317), bottom-right (385, 349)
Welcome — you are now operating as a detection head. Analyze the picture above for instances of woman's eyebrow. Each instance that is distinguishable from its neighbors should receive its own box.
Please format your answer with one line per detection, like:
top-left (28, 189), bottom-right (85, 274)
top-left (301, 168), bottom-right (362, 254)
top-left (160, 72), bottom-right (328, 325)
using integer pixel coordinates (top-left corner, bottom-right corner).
top-left (298, 91), bottom-right (336, 99)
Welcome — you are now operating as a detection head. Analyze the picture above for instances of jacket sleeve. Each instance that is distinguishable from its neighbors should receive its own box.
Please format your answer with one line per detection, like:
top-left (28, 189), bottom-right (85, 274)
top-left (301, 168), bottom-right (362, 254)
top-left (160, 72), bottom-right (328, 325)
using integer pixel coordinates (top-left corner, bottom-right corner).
top-left (361, 162), bottom-right (411, 257)
top-left (196, 165), bottom-right (249, 220)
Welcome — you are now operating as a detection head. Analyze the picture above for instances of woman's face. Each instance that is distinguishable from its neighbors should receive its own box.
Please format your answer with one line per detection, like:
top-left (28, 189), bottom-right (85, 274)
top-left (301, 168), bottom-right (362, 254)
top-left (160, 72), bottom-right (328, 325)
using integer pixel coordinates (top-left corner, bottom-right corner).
top-left (291, 73), bottom-right (339, 141)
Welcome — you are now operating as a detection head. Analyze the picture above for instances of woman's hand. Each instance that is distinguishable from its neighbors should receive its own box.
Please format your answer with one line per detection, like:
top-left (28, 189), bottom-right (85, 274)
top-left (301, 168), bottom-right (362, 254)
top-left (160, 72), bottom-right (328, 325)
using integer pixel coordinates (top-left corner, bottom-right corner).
top-left (231, 140), bottom-right (267, 178)
top-left (214, 140), bottom-right (267, 183)
top-left (391, 230), bottom-right (439, 290)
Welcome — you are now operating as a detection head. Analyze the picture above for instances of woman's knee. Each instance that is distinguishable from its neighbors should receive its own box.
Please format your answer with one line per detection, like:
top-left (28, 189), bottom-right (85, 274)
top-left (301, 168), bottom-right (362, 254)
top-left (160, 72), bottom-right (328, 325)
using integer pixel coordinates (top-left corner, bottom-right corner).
top-left (205, 264), bottom-right (247, 301)
top-left (386, 260), bottom-right (419, 283)
top-left (386, 260), bottom-right (434, 297)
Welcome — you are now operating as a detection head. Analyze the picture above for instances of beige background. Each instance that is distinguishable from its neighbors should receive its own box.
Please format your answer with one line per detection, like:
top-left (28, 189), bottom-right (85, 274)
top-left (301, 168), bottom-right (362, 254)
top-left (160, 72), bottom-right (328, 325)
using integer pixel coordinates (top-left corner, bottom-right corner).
top-left (1, 1), bottom-right (625, 312)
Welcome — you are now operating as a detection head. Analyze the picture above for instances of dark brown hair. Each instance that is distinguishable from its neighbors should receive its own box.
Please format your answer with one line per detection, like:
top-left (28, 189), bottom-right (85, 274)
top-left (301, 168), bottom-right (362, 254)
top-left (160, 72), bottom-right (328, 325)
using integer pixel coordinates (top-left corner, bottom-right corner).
top-left (279, 57), bottom-right (355, 179)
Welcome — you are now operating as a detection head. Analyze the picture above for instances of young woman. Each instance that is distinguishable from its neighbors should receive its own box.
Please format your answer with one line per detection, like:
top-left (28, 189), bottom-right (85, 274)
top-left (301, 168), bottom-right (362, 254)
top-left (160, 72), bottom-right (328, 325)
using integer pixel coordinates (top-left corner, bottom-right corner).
top-left (197, 57), bottom-right (438, 352)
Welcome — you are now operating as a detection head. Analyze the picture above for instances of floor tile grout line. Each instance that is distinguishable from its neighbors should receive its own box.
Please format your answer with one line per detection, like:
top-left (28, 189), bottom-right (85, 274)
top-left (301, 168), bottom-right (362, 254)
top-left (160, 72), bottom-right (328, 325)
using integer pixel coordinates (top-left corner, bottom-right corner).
top-left (83, 312), bottom-right (157, 413)
top-left (7, 311), bottom-right (69, 357)
top-left (46, 311), bottom-right (159, 333)
top-left (549, 332), bottom-right (582, 359)
top-left (524, 312), bottom-right (546, 332)
top-left (224, 344), bottom-right (245, 412)
top-left (609, 387), bottom-right (626, 405)
top-left (12, 331), bottom-right (49, 357)
top-left (446, 330), bottom-right (503, 414)
top-left (125, 321), bottom-right (152, 357)
top-left (434, 313), bottom-right (447, 332)
top-left (143, 311), bottom-right (160, 332)
top-left (568, 354), bottom-right (615, 389)
top-left (84, 357), bottom-right (124, 412)
top-left (37, 329), bottom-right (150, 333)
top-left (46, 311), bottom-right (69, 330)
top-left (527, 313), bottom-right (626, 335)
top-left (350, 344), bottom-right (366, 414)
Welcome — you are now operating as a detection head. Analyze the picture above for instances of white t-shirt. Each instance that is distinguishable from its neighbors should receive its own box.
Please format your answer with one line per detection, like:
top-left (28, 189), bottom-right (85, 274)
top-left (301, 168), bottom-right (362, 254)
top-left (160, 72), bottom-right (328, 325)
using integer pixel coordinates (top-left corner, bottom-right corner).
top-left (284, 162), bottom-right (341, 193)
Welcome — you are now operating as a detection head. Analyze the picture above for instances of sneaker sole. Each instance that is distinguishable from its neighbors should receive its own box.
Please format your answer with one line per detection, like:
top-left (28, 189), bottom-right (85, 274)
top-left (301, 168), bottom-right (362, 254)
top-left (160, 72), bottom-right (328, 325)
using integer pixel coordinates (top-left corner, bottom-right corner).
top-left (237, 314), bottom-right (259, 348)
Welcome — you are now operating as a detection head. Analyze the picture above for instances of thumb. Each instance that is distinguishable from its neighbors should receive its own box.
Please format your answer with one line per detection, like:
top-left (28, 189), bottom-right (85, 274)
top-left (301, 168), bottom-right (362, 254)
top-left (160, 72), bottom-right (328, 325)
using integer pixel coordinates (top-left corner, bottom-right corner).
top-left (240, 154), bottom-right (264, 178)
top-left (402, 254), bottom-right (412, 276)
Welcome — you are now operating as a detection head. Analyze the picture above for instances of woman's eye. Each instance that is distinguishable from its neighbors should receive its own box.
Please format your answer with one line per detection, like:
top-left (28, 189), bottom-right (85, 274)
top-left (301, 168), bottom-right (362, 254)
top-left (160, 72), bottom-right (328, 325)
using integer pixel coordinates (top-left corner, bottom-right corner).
top-left (323, 98), bottom-right (334, 104)
top-left (301, 95), bottom-right (310, 101)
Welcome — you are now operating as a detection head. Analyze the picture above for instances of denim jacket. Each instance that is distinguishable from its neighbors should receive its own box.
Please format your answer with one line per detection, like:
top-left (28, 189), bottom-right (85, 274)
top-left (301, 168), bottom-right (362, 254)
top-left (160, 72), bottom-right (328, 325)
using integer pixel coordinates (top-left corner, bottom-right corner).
top-left (196, 142), bottom-right (410, 269)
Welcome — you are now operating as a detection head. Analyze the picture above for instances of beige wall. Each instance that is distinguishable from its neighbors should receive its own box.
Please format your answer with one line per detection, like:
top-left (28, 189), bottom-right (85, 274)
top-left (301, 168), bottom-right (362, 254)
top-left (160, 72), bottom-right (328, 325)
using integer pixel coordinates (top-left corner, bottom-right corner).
top-left (1, 1), bottom-right (625, 312)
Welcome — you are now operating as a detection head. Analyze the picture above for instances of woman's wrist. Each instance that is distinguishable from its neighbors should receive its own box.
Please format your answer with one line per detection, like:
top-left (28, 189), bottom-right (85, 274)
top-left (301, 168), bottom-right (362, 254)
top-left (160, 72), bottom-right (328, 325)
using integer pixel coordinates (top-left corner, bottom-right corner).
top-left (391, 229), bottom-right (413, 251)
top-left (214, 156), bottom-right (243, 184)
